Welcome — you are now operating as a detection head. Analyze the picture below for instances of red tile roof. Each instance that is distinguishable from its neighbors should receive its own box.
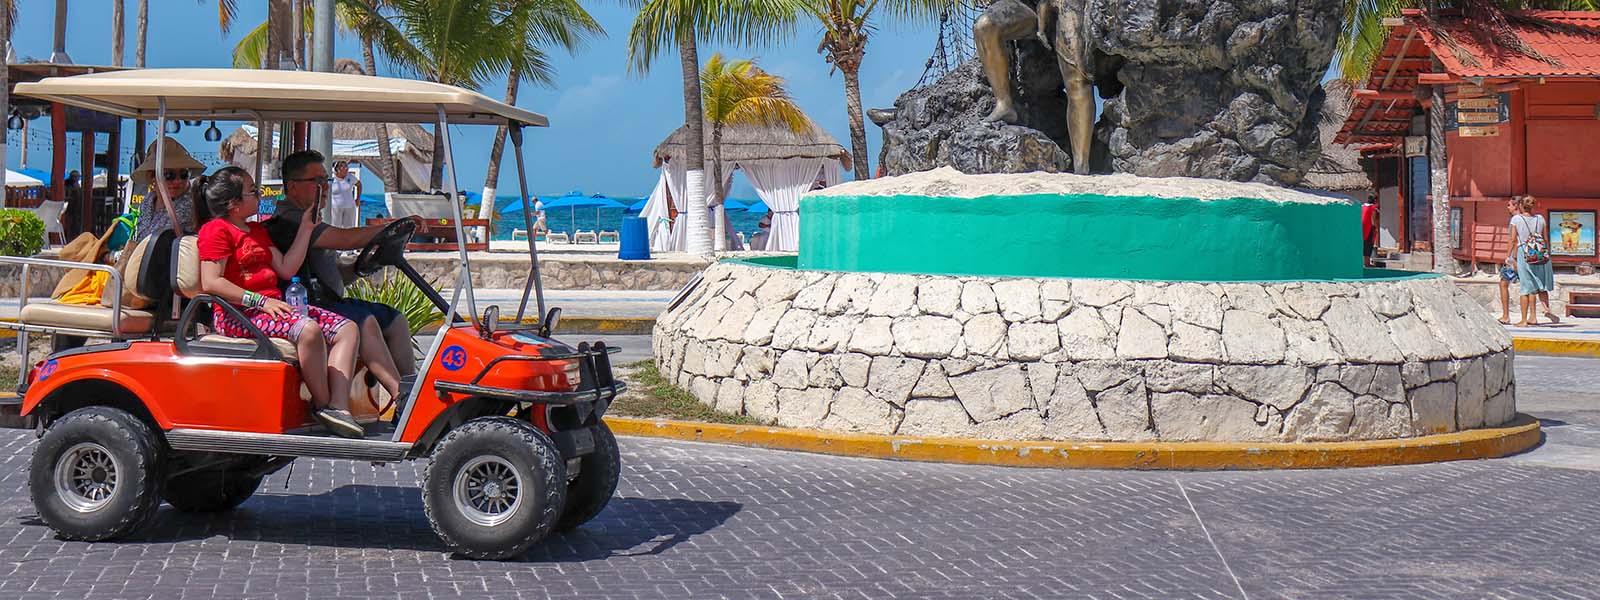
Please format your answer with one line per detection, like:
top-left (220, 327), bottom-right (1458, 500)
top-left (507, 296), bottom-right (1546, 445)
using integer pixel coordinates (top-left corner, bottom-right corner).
top-left (1413, 10), bottom-right (1600, 78)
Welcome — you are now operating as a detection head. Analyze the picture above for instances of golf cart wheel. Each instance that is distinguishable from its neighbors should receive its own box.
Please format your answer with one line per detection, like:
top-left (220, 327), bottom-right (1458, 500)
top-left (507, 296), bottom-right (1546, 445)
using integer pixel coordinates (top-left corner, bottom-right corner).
top-left (29, 406), bottom-right (164, 541)
top-left (163, 468), bottom-right (263, 513)
top-left (422, 417), bottom-right (567, 560)
top-left (554, 421), bottom-right (620, 532)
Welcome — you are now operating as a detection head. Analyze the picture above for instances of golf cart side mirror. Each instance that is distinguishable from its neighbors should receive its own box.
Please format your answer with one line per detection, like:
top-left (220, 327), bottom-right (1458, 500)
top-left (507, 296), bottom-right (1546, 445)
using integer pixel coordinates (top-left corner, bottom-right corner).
top-left (480, 305), bottom-right (499, 340)
top-left (538, 307), bottom-right (561, 338)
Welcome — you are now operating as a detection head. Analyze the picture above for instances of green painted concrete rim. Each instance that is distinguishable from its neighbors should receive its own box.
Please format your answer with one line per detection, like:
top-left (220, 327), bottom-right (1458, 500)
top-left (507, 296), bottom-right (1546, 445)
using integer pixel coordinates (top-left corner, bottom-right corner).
top-left (798, 193), bottom-right (1364, 282)
top-left (725, 254), bottom-right (1443, 284)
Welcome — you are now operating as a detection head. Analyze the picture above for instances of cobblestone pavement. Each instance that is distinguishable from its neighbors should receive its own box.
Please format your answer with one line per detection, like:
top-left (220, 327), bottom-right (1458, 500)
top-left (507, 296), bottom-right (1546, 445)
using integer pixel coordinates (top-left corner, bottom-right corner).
top-left (0, 356), bottom-right (1594, 600)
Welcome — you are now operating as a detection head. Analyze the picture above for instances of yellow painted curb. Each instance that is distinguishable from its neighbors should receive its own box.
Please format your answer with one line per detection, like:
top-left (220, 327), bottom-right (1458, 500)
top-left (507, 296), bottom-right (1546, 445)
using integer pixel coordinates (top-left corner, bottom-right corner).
top-left (606, 414), bottom-right (1542, 470)
top-left (1513, 336), bottom-right (1600, 358)
top-left (418, 316), bottom-right (655, 336)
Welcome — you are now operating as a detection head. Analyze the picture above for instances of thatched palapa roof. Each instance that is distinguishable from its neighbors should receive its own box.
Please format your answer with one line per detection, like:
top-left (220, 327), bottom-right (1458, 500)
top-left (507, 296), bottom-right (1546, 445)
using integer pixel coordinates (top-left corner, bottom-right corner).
top-left (652, 118), bottom-right (853, 172)
top-left (1302, 79), bottom-right (1374, 193)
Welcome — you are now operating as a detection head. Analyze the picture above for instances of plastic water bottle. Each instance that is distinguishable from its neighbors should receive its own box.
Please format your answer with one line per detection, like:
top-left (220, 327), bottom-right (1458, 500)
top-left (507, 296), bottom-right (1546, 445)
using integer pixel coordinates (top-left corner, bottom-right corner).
top-left (286, 277), bottom-right (309, 318)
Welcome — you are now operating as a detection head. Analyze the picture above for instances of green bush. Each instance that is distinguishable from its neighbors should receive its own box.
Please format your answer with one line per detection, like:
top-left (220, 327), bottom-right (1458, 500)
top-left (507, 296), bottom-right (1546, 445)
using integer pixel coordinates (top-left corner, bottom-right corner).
top-left (345, 271), bottom-right (445, 339)
top-left (0, 209), bottom-right (45, 257)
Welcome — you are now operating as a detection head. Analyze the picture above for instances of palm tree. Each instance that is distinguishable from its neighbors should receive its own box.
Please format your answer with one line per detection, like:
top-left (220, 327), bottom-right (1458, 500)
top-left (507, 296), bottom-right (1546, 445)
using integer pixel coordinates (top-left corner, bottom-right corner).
top-left (479, 1), bottom-right (603, 226)
top-left (136, 0), bottom-right (147, 66)
top-left (701, 54), bottom-right (811, 250)
top-left (626, 0), bottom-right (805, 254)
top-left (802, 0), bottom-right (946, 181)
top-left (112, 0), bottom-right (125, 66)
top-left (1336, 0), bottom-right (1600, 272)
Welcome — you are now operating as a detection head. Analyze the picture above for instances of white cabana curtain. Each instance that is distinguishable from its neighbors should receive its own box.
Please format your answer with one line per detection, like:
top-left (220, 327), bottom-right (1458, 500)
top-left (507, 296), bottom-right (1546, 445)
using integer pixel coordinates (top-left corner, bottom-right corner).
top-left (641, 171), bottom-right (676, 252)
top-left (742, 157), bottom-right (827, 252)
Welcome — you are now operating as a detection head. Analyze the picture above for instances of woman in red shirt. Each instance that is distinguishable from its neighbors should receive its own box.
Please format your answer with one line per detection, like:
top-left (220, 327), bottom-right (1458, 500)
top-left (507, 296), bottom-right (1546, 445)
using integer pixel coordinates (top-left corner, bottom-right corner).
top-left (196, 166), bottom-right (363, 438)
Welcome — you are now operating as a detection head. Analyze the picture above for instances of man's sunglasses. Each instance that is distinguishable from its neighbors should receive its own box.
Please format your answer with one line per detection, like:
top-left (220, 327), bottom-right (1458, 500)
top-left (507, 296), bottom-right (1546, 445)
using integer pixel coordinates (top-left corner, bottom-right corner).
top-left (162, 169), bottom-right (192, 181)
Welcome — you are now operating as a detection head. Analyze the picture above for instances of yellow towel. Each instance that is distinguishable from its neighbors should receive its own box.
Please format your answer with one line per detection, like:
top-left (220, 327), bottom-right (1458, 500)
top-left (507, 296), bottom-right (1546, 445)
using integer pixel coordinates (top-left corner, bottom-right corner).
top-left (57, 271), bottom-right (110, 306)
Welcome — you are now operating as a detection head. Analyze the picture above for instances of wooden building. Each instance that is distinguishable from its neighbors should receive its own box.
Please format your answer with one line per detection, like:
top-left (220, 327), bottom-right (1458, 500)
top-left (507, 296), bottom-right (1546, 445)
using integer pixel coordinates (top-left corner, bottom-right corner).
top-left (1336, 10), bottom-right (1600, 271)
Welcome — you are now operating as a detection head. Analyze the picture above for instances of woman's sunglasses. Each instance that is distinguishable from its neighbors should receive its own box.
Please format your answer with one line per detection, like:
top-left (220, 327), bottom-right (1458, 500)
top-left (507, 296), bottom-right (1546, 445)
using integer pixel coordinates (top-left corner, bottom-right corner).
top-left (162, 169), bottom-right (192, 182)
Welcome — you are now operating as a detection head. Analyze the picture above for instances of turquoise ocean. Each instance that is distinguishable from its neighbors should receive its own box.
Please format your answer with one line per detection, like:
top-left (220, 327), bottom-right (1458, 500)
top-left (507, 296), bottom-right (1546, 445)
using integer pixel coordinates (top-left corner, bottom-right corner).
top-left (354, 194), bottom-right (766, 241)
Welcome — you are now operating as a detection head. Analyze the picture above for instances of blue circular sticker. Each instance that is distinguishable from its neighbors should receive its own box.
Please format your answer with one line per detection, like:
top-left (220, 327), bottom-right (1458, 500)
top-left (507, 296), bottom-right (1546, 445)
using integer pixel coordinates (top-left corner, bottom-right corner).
top-left (37, 360), bottom-right (59, 381)
top-left (440, 345), bottom-right (468, 371)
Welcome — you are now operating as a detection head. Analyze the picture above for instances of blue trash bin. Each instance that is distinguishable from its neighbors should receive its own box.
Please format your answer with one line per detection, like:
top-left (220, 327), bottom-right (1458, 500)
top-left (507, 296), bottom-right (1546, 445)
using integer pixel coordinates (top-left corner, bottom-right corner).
top-left (618, 216), bottom-right (651, 260)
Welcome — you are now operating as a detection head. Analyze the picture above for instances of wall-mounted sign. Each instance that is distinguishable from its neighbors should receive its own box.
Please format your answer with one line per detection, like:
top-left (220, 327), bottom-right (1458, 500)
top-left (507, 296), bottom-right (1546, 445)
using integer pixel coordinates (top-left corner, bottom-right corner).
top-left (1458, 111), bottom-right (1503, 124)
top-left (1447, 92), bottom-right (1511, 131)
top-left (1457, 84), bottom-right (1493, 98)
top-left (1459, 125), bottom-right (1501, 137)
top-left (1404, 136), bottom-right (1427, 156)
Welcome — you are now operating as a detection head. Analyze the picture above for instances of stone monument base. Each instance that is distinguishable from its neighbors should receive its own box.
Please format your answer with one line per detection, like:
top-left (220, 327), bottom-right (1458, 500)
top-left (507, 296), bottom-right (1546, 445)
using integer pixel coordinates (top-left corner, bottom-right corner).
top-left (653, 260), bottom-right (1515, 442)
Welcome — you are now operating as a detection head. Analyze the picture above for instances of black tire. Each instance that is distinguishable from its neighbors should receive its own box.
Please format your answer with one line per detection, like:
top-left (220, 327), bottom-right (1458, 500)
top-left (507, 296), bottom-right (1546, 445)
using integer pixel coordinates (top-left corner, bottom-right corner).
top-left (163, 469), bottom-right (263, 513)
top-left (554, 421), bottom-right (620, 532)
top-left (422, 417), bottom-right (567, 560)
top-left (29, 406), bottom-right (164, 541)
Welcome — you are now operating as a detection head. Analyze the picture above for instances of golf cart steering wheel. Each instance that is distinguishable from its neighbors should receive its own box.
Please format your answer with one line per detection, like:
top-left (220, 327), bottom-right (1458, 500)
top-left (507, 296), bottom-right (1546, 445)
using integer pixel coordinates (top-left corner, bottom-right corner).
top-left (353, 218), bottom-right (418, 277)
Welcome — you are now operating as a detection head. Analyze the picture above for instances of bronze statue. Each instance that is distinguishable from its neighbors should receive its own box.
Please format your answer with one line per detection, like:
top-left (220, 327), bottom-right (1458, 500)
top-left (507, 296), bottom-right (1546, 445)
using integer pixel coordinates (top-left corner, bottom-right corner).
top-left (974, 0), bottom-right (1101, 175)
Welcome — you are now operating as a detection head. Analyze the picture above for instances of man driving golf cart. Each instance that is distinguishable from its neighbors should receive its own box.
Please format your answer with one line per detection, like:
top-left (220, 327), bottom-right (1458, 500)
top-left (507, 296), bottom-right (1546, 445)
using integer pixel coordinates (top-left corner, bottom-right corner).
top-left (264, 149), bottom-right (422, 405)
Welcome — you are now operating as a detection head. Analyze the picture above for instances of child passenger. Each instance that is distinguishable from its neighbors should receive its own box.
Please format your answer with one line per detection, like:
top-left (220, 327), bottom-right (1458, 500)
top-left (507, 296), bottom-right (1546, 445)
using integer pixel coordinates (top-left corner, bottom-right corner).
top-left (195, 166), bottom-right (364, 438)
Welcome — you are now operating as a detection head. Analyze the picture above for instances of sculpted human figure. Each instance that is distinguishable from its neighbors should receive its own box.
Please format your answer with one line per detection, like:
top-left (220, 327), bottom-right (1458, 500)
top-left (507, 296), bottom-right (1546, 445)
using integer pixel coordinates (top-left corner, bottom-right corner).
top-left (974, 0), bottom-right (1101, 174)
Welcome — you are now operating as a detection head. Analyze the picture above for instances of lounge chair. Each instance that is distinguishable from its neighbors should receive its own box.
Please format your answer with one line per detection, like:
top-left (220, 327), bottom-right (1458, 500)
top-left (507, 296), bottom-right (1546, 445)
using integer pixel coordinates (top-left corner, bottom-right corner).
top-left (597, 230), bottom-right (620, 244)
top-left (546, 231), bottom-right (570, 244)
top-left (511, 228), bottom-right (527, 241)
top-left (574, 230), bottom-right (598, 244)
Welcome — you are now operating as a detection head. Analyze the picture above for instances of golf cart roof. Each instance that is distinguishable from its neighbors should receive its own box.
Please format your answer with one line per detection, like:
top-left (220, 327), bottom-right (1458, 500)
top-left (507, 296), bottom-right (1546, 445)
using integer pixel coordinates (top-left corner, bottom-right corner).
top-left (13, 68), bottom-right (549, 127)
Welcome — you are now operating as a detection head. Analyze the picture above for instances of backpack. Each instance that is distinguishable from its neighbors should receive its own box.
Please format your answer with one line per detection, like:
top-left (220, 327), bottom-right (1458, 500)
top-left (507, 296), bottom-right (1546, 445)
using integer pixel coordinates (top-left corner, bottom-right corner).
top-left (1520, 215), bottom-right (1550, 265)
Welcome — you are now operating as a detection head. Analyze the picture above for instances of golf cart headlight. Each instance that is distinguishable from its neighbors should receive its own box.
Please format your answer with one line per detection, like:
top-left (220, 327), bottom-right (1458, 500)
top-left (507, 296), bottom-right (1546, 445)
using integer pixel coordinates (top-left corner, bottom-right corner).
top-left (562, 360), bottom-right (581, 391)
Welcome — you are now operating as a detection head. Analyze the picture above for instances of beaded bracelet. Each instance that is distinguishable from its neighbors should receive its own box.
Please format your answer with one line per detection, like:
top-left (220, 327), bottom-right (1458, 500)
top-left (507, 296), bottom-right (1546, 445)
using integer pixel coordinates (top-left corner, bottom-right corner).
top-left (242, 291), bottom-right (263, 308)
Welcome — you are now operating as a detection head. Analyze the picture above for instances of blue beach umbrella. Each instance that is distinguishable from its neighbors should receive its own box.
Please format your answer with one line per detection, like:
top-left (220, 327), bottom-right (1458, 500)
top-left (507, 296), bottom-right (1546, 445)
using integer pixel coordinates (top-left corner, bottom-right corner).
top-left (745, 200), bottom-right (769, 215)
top-left (723, 198), bottom-right (748, 211)
top-left (627, 199), bottom-right (649, 212)
top-left (535, 191), bottom-right (628, 233)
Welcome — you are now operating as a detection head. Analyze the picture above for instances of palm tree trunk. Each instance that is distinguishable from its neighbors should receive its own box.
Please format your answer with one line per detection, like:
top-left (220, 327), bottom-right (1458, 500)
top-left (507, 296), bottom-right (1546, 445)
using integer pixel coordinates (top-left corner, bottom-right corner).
top-left (429, 124), bottom-right (446, 191)
top-left (1428, 79), bottom-right (1454, 274)
top-left (361, 35), bottom-right (400, 192)
top-left (680, 31), bottom-right (711, 255)
top-left (711, 124), bottom-right (727, 251)
top-left (112, 1), bottom-right (125, 66)
top-left (136, 0), bottom-right (147, 67)
top-left (481, 68), bottom-right (521, 236)
top-left (1, 5), bottom-right (10, 190)
top-left (842, 62), bottom-right (869, 181)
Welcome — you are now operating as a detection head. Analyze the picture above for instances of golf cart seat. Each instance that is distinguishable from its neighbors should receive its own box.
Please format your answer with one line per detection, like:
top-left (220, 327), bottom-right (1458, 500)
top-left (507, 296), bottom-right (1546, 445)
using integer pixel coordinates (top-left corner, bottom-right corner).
top-left (194, 334), bottom-right (299, 360)
top-left (17, 231), bottom-right (177, 336)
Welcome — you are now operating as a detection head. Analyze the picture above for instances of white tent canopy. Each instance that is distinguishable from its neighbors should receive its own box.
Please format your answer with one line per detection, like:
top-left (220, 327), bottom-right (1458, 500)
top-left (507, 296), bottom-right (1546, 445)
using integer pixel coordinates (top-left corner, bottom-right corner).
top-left (5, 169), bottom-right (44, 188)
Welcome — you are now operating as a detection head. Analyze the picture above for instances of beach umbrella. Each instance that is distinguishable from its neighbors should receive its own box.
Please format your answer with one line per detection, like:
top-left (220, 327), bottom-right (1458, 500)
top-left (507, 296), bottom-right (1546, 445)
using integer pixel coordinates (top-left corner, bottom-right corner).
top-left (627, 199), bottom-right (649, 212)
top-left (536, 191), bottom-right (628, 233)
top-left (745, 200), bottom-right (769, 215)
top-left (723, 198), bottom-right (748, 211)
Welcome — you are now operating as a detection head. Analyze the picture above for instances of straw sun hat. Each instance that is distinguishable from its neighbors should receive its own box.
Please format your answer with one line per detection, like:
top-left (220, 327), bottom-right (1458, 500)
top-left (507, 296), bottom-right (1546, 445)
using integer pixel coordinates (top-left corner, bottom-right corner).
top-left (50, 227), bottom-right (120, 298)
top-left (131, 137), bottom-right (206, 187)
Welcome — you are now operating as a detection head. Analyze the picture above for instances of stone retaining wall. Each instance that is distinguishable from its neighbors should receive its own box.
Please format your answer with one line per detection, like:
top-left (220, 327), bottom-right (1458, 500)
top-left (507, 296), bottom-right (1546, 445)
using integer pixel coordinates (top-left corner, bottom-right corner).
top-left (653, 262), bottom-right (1517, 442)
top-left (411, 254), bottom-right (711, 291)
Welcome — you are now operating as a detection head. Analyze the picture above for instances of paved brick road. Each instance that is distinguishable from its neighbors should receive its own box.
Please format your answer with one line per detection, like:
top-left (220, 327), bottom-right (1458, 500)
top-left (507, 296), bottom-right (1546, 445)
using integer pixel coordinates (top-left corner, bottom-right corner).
top-left (0, 356), bottom-right (1594, 600)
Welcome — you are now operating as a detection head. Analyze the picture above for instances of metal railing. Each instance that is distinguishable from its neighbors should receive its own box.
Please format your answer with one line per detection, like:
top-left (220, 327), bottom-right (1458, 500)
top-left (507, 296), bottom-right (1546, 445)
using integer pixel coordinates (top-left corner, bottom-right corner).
top-left (0, 256), bottom-right (128, 394)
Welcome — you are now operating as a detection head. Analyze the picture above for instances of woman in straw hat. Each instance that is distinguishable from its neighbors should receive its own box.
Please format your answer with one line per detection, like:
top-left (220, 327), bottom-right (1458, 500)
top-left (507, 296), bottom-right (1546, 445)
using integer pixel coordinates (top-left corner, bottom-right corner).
top-left (130, 137), bottom-right (207, 243)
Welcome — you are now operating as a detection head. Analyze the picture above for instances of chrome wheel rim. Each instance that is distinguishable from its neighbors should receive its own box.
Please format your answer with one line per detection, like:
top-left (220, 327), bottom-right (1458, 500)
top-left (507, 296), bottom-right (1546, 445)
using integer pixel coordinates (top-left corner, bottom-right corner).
top-left (453, 455), bottom-right (522, 527)
top-left (54, 442), bottom-right (120, 513)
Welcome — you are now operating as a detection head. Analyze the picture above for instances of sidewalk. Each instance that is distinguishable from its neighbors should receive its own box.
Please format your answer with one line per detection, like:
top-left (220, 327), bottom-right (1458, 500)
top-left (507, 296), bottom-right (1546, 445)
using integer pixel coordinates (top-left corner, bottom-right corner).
top-left (1503, 316), bottom-right (1600, 357)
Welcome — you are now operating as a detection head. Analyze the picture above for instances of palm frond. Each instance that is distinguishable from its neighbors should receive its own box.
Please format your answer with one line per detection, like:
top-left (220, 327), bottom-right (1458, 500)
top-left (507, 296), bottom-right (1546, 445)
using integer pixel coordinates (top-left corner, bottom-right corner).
top-left (626, 0), bottom-right (807, 76)
top-left (702, 53), bottom-right (811, 133)
top-left (232, 20), bottom-right (271, 69)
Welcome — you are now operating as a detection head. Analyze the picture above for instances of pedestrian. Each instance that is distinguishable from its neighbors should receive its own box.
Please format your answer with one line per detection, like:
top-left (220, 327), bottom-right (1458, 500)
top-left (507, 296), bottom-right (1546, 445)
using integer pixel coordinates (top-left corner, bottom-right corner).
top-left (329, 160), bottom-right (362, 228)
top-left (1497, 198), bottom-right (1520, 325)
top-left (1510, 194), bottom-right (1559, 326)
top-left (1361, 192), bottom-right (1380, 267)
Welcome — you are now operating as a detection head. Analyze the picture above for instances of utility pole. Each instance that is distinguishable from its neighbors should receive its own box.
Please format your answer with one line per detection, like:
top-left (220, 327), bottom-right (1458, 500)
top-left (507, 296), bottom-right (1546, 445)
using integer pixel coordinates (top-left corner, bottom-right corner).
top-left (311, 0), bottom-right (335, 221)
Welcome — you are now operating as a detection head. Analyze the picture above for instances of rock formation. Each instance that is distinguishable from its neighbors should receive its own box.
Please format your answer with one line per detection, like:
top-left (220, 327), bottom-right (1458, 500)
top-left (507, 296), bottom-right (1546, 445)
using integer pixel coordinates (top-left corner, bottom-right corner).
top-left (874, 0), bottom-right (1342, 186)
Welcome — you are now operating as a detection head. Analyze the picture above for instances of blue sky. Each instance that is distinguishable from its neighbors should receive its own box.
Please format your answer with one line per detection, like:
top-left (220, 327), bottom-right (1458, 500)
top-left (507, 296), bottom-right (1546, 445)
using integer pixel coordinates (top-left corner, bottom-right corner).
top-left (5, 3), bottom-right (944, 200)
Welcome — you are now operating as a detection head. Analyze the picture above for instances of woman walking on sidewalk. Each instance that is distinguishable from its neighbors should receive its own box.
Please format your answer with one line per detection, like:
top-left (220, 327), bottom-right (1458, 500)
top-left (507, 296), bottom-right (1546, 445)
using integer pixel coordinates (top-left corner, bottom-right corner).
top-left (1511, 195), bottom-right (1559, 327)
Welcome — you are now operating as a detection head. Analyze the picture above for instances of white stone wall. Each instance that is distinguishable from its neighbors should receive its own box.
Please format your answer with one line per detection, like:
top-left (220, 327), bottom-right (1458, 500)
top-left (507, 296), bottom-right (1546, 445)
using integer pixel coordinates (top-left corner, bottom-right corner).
top-left (653, 263), bottom-right (1517, 442)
